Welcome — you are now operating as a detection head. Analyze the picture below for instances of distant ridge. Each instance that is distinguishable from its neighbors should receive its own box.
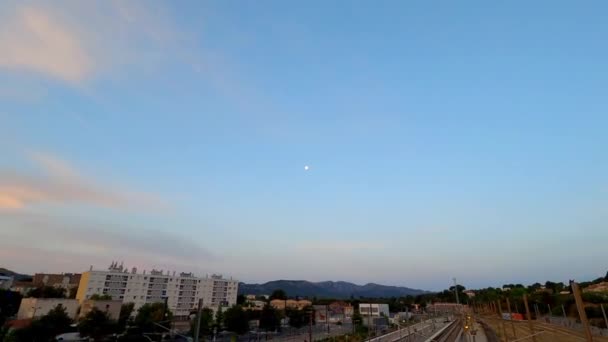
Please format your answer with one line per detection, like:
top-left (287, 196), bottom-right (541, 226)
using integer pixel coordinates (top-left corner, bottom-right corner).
top-left (239, 280), bottom-right (428, 298)
top-left (0, 267), bottom-right (32, 282)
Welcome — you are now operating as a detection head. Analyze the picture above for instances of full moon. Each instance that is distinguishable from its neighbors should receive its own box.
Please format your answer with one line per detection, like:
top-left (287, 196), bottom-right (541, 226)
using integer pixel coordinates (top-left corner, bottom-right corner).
top-left (304, 165), bottom-right (310, 171)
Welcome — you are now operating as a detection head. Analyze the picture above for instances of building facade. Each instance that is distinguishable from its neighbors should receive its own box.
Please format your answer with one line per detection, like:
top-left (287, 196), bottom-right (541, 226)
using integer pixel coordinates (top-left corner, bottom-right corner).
top-left (17, 298), bottom-right (79, 319)
top-left (33, 273), bottom-right (81, 290)
top-left (359, 303), bottom-right (389, 327)
top-left (76, 263), bottom-right (238, 319)
top-left (270, 299), bottom-right (312, 310)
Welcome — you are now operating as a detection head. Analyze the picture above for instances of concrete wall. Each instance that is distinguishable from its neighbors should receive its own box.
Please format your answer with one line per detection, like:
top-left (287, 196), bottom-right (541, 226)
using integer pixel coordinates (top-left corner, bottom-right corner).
top-left (79, 300), bottom-right (122, 320)
top-left (17, 298), bottom-right (79, 319)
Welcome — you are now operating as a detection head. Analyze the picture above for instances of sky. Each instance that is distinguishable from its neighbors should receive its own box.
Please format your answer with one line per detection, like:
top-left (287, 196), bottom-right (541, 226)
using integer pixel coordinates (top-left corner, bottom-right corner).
top-left (1, 0), bottom-right (607, 292)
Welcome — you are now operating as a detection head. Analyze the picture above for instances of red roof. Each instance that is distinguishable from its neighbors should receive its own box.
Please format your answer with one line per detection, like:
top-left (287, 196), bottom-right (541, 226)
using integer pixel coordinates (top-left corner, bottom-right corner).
top-left (6, 319), bottom-right (32, 330)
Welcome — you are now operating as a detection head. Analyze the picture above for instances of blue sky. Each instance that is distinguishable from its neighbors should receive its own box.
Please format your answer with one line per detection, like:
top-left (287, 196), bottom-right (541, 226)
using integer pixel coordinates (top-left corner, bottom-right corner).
top-left (1, 0), bottom-right (607, 291)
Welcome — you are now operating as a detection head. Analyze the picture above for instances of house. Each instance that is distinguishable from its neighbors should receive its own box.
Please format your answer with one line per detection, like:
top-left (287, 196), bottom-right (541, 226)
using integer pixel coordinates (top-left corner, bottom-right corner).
top-left (314, 301), bottom-right (354, 322)
top-left (0, 275), bottom-right (14, 290)
top-left (17, 298), bottom-right (79, 319)
top-left (244, 300), bottom-right (266, 311)
top-left (359, 303), bottom-right (389, 326)
top-left (270, 299), bottom-right (312, 310)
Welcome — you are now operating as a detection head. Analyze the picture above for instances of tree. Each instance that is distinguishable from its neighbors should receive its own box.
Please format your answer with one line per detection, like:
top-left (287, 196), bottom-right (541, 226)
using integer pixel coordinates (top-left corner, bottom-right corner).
top-left (90, 294), bottom-right (113, 300)
top-left (11, 304), bottom-right (73, 341)
top-left (237, 294), bottom-right (246, 305)
top-left (0, 289), bottom-right (23, 327)
top-left (352, 310), bottom-right (363, 326)
top-left (79, 307), bottom-right (119, 341)
top-left (118, 302), bottom-right (135, 330)
top-left (215, 307), bottom-right (225, 330)
top-left (27, 286), bottom-right (66, 298)
top-left (259, 304), bottom-right (280, 331)
top-left (223, 305), bottom-right (249, 335)
top-left (287, 308), bottom-right (307, 328)
top-left (270, 289), bottom-right (287, 300)
top-left (190, 307), bottom-right (214, 338)
top-left (134, 302), bottom-right (172, 333)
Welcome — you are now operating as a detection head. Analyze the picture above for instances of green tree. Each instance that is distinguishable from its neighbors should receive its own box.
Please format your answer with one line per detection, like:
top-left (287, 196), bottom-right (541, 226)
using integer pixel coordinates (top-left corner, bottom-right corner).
top-left (259, 304), bottom-right (280, 331)
top-left (134, 302), bottom-right (172, 333)
top-left (352, 310), bottom-right (362, 326)
top-left (118, 302), bottom-right (135, 330)
top-left (0, 289), bottom-right (23, 327)
top-left (214, 306), bottom-right (225, 331)
top-left (237, 294), bottom-right (246, 305)
top-left (287, 308), bottom-right (307, 328)
top-left (270, 289), bottom-right (287, 300)
top-left (90, 294), bottom-right (113, 300)
top-left (27, 286), bottom-right (66, 298)
top-left (191, 307), bottom-right (214, 338)
top-left (79, 307), bottom-right (119, 341)
top-left (11, 304), bottom-right (73, 341)
top-left (223, 305), bottom-right (249, 334)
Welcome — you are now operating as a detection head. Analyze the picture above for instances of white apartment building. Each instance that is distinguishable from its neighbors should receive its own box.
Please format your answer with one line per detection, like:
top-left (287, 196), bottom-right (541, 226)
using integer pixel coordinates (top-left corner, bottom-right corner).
top-left (359, 303), bottom-right (390, 317)
top-left (76, 262), bottom-right (239, 318)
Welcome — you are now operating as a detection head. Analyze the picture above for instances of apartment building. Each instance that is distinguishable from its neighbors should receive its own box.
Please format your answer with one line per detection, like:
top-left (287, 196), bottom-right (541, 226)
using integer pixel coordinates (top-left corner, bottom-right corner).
top-left (76, 262), bottom-right (238, 319)
top-left (33, 273), bottom-right (81, 290)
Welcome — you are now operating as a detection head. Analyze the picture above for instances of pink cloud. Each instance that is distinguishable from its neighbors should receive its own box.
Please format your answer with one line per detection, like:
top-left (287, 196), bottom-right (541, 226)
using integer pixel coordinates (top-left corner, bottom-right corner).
top-left (0, 152), bottom-right (167, 210)
top-left (0, 7), bottom-right (92, 83)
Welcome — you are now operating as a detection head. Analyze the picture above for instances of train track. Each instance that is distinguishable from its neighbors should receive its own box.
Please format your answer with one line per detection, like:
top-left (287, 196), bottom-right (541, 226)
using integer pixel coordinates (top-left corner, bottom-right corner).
top-left (426, 319), bottom-right (461, 342)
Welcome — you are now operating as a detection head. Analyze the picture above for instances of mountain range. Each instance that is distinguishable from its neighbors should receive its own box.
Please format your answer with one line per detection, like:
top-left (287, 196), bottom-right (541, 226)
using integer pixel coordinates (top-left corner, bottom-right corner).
top-left (239, 280), bottom-right (428, 298)
top-left (0, 268), bottom-right (32, 281)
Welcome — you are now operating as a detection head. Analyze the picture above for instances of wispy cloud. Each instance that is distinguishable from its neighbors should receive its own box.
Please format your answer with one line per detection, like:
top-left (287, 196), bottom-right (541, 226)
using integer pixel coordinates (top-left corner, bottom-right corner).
top-left (0, 1), bottom-right (183, 85)
top-left (0, 211), bottom-right (213, 273)
top-left (296, 241), bottom-right (386, 252)
top-left (0, 6), bottom-right (92, 83)
top-left (0, 152), bottom-right (166, 210)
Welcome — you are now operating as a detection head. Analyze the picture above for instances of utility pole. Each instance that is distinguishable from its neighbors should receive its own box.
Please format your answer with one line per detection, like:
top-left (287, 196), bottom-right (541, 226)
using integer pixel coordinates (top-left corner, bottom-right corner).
top-left (601, 304), bottom-right (608, 334)
top-left (571, 281), bottom-right (593, 342)
top-left (309, 308), bottom-right (313, 342)
top-left (523, 295), bottom-right (537, 342)
top-left (194, 298), bottom-right (203, 342)
top-left (506, 298), bottom-right (517, 339)
top-left (326, 304), bottom-right (330, 334)
top-left (453, 278), bottom-right (460, 305)
top-left (497, 300), bottom-right (508, 342)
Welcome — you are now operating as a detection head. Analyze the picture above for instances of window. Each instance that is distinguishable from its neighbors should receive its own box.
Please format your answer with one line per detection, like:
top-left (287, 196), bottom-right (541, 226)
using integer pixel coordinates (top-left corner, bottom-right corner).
top-left (144, 277), bottom-right (147, 280)
top-left (134, 296), bottom-right (137, 299)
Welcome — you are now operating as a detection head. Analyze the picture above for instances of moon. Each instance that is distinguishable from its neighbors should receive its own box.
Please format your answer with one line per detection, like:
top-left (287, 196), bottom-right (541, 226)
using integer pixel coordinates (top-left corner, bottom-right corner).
top-left (304, 165), bottom-right (310, 171)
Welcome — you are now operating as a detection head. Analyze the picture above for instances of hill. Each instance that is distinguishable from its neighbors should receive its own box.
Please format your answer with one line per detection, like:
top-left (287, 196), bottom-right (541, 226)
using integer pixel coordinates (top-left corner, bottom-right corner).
top-left (239, 280), bottom-right (428, 298)
top-left (0, 267), bottom-right (32, 282)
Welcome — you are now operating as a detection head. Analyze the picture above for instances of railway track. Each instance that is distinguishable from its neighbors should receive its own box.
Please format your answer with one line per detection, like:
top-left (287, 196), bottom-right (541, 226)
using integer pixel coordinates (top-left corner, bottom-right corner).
top-left (425, 319), bottom-right (461, 342)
